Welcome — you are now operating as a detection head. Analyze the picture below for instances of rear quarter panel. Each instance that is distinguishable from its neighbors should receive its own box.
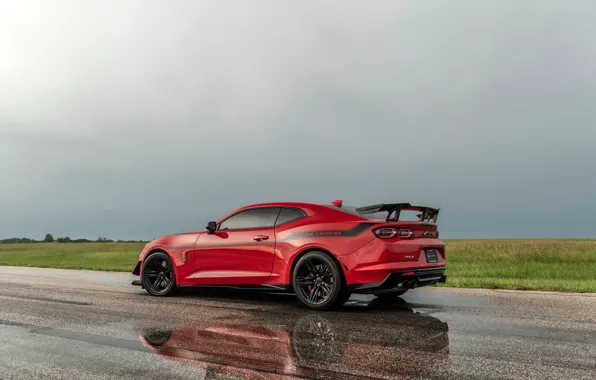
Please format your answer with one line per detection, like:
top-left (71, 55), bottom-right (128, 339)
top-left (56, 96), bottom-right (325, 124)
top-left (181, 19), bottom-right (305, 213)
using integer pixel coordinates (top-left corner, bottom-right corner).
top-left (271, 220), bottom-right (377, 285)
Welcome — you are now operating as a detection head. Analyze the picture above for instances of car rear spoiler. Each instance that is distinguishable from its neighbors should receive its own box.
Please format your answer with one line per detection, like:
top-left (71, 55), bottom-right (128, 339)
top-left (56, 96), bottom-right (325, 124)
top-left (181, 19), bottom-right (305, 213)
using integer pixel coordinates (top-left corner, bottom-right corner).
top-left (355, 203), bottom-right (440, 223)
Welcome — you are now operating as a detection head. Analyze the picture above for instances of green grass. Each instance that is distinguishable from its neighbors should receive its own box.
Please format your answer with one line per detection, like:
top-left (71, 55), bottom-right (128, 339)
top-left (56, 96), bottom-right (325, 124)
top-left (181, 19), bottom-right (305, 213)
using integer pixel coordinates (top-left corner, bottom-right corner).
top-left (0, 239), bottom-right (595, 292)
top-left (0, 242), bottom-right (144, 272)
top-left (437, 239), bottom-right (596, 292)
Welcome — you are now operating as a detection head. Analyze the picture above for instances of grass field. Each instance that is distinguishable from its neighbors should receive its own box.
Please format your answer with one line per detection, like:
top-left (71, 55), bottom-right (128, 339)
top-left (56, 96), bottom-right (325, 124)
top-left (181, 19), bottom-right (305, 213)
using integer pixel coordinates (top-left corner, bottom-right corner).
top-left (0, 240), bottom-right (595, 292)
top-left (438, 239), bottom-right (596, 292)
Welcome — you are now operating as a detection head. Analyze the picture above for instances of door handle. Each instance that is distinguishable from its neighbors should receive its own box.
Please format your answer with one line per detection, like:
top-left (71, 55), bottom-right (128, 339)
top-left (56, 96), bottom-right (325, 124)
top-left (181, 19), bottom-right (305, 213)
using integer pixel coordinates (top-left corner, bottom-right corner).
top-left (253, 235), bottom-right (269, 242)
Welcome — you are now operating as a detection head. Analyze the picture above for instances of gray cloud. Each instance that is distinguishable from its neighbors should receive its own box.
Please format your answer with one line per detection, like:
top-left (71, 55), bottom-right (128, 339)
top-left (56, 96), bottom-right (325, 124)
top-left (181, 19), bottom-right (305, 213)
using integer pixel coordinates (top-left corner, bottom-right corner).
top-left (1, 0), bottom-right (595, 240)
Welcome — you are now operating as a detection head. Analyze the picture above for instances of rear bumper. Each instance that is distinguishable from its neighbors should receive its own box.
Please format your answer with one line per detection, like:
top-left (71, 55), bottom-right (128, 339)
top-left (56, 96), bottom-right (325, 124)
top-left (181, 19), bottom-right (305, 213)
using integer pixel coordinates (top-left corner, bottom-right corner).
top-left (132, 261), bottom-right (141, 276)
top-left (348, 266), bottom-right (446, 294)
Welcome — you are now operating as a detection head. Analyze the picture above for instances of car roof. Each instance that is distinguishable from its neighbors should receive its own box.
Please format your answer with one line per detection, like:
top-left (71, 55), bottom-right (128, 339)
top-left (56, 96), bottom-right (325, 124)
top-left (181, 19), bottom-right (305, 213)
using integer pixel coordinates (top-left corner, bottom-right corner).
top-left (239, 201), bottom-right (321, 209)
top-left (215, 201), bottom-right (370, 223)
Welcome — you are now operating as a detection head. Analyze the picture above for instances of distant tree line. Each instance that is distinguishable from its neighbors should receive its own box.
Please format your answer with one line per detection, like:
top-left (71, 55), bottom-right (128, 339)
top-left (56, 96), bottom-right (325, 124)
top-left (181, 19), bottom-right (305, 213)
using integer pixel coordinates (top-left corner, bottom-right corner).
top-left (0, 233), bottom-right (148, 244)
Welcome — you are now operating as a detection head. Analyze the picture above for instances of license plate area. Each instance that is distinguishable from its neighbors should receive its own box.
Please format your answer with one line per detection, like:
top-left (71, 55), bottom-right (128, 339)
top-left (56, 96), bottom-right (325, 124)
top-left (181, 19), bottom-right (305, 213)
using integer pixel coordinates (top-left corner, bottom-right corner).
top-left (424, 249), bottom-right (439, 263)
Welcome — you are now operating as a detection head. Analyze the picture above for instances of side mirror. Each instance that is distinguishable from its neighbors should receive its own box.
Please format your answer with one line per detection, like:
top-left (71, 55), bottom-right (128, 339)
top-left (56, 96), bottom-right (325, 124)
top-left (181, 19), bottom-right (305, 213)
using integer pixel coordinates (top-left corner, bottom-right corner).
top-left (206, 221), bottom-right (217, 233)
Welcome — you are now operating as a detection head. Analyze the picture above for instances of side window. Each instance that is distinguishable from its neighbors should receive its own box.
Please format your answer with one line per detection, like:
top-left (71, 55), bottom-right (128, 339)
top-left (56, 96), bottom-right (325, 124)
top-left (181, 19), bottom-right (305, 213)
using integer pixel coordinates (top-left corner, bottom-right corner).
top-left (218, 207), bottom-right (281, 230)
top-left (275, 207), bottom-right (306, 226)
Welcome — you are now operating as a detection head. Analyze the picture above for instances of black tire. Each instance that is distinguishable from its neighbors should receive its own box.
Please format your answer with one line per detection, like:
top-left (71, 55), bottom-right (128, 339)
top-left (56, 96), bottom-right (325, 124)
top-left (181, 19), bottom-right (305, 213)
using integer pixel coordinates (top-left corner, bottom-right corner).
top-left (141, 252), bottom-right (177, 296)
top-left (292, 251), bottom-right (346, 310)
top-left (375, 289), bottom-right (408, 300)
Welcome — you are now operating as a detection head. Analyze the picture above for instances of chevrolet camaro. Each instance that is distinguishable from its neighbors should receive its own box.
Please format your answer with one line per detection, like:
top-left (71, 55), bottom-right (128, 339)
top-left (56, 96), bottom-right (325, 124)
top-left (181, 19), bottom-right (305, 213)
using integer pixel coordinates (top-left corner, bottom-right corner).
top-left (131, 200), bottom-right (446, 310)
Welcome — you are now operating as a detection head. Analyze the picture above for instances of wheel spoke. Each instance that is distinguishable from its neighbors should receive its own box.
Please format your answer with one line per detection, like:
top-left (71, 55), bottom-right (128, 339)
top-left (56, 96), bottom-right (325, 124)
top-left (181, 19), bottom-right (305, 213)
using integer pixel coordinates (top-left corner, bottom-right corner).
top-left (296, 276), bottom-right (315, 287)
top-left (144, 269), bottom-right (158, 275)
top-left (151, 279), bottom-right (161, 292)
top-left (307, 285), bottom-right (319, 303)
top-left (305, 260), bottom-right (316, 275)
top-left (320, 283), bottom-right (332, 296)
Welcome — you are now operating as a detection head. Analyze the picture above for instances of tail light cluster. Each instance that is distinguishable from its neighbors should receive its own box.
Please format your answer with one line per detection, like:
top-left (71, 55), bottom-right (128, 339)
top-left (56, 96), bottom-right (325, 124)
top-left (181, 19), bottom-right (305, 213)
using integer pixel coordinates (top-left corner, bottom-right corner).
top-left (373, 227), bottom-right (414, 239)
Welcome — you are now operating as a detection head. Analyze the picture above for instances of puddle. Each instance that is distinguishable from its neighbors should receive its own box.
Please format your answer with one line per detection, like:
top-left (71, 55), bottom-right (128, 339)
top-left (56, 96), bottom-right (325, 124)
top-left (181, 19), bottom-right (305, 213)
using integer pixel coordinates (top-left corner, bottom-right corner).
top-left (139, 302), bottom-right (451, 379)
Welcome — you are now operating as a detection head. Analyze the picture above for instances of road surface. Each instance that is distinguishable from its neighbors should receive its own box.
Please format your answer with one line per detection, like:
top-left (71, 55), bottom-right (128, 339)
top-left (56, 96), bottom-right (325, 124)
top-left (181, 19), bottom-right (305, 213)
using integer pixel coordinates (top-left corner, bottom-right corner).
top-left (0, 266), bottom-right (594, 379)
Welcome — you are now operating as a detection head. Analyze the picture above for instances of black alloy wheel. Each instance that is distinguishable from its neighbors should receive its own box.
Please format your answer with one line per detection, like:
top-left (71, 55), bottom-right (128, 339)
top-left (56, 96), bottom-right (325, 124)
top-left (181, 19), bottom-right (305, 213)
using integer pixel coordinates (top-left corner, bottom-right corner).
top-left (141, 252), bottom-right (177, 296)
top-left (292, 252), bottom-right (346, 310)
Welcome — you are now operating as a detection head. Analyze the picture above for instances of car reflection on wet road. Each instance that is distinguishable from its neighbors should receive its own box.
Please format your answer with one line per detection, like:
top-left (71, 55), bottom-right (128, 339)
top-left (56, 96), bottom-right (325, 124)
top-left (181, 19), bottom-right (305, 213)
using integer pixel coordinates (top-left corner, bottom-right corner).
top-left (139, 298), bottom-right (449, 379)
top-left (0, 266), bottom-right (595, 380)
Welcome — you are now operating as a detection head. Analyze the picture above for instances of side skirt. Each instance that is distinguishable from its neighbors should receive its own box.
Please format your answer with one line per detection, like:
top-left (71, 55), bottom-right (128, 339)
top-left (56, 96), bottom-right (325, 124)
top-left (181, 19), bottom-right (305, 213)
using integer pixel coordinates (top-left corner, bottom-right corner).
top-left (131, 275), bottom-right (292, 293)
top-left (176, 284), bottom-right (293, 293)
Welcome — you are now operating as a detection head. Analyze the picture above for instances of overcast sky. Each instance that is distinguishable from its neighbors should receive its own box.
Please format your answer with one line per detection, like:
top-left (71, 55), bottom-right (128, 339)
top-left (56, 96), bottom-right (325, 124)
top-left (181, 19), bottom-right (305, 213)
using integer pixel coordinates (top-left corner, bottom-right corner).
top-left (1, 0), bottom-right (595, 240)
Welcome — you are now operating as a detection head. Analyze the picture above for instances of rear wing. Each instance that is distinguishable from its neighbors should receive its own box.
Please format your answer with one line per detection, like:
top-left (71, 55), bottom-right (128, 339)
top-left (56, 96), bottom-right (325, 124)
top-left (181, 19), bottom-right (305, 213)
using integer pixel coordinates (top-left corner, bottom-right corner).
top-left (355, 203), bottom-right (440, 223)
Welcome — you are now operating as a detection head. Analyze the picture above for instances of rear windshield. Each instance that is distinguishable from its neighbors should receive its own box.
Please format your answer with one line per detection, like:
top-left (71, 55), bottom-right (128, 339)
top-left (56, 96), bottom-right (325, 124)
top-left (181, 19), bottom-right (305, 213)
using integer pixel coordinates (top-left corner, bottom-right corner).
top-left (325, 205), bottom-right (386, 220)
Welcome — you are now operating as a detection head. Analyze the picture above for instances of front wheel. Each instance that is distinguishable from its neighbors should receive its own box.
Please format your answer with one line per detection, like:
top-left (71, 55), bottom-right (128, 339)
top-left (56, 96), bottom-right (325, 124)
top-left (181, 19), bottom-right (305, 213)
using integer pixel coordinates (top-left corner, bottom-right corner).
top-left (292, 252), bottom-right (346, 310)
top-left (141, 252), bottom-right (177, 296)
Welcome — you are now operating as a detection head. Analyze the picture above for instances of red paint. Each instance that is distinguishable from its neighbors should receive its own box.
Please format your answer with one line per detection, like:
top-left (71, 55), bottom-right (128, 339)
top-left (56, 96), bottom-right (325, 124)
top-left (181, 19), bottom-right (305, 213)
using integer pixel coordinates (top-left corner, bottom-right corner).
top-left (187, 227), bottom-right (277, 285)
top-left (136, 201), bottom-right (445, 290)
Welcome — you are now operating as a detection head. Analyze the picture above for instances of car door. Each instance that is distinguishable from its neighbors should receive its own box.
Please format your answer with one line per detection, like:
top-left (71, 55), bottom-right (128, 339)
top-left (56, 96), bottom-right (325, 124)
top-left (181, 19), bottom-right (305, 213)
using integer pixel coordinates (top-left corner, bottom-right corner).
top-left (190, 207), bottom-right (282, 285)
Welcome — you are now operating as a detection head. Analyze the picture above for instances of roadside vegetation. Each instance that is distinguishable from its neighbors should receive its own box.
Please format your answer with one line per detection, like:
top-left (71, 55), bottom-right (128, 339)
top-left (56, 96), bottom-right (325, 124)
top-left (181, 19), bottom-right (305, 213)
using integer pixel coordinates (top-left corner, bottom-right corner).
top-left (0, 242), bottom-right (143, 272)
top-left (0, 239), bottom-right (595, 292)
top-left (437, 239), bottom-right (596, 292)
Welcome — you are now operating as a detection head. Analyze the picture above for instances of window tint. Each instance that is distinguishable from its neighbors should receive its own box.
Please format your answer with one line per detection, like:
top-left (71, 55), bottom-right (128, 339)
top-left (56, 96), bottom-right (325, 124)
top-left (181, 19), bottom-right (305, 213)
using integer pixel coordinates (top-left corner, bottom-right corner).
top-left (275, 207), bottom-right (306, 225)
top-left (218, 207), bottom-right (281, 230)
top-left (325, 205), bottom-right (386, 220)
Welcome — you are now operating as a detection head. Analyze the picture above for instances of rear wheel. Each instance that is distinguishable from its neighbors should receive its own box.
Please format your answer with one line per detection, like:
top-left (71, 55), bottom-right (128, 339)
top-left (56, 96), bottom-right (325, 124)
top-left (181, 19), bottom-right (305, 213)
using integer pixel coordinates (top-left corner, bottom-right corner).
top-left (292, 252), bottom-right (346, 310)
top-left (141, 252), bottom-right (177, 296)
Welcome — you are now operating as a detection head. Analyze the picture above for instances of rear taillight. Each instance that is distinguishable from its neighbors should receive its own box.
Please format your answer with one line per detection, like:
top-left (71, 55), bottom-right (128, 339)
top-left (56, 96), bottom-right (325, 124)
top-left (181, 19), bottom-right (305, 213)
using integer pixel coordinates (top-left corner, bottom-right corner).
top-left (373, 227), bottom-right (414, 239)
top-left (423, 230), bottom-right (440, 238)
top-left (397, 229), bottom-right (414, 238)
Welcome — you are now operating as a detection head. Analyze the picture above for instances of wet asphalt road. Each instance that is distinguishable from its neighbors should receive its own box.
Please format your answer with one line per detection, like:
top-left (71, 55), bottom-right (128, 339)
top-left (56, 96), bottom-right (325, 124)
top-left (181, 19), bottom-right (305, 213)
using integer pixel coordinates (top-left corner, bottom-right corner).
top-left (0, 266), bottom-right (595, 380)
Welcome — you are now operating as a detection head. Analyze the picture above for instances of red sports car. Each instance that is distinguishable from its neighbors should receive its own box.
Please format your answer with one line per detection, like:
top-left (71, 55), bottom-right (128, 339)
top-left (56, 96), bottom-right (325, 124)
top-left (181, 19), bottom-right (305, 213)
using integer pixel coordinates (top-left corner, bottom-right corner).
top-left (131, 200), bottom-right (446, 310)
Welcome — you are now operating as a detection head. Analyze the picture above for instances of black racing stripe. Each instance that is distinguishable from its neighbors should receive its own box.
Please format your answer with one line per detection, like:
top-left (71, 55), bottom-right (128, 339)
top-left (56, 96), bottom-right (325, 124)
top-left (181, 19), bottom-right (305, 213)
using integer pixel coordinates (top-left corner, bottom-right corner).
top-left (162, 223), bottom-right (376, 250)
top-left (280, 222), bottom-right (376, 241)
